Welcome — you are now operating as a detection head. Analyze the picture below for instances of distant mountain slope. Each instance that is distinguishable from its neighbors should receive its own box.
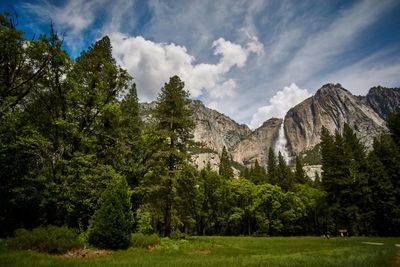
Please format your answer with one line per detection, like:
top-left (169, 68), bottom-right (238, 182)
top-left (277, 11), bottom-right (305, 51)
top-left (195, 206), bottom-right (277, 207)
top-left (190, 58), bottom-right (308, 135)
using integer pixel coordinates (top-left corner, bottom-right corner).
top-left (284, 83), bottom-right (387, 155)
top-left (141, 84), bottom-right (400, 169)
top-left (365, 86), bottom-right (400, 120)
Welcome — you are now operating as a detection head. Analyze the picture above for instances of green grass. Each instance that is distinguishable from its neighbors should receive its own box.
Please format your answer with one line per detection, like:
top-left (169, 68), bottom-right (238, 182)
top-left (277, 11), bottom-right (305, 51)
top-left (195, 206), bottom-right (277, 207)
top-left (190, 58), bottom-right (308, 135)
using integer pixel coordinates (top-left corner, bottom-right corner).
top-left (1, 236), bottom-right (400, 267)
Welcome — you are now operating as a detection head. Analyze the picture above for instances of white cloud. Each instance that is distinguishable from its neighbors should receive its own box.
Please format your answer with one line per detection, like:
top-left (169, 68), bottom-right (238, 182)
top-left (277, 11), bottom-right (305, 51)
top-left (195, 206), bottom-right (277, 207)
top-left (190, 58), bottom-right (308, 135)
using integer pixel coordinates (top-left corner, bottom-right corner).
top-left (250, 83), bottom-right (311, 129)
top-left (22, 0), bottom-right (137, 52)
top-left (280, 0), bottom-right (397, 85)
top-left (109, 32), bottom-right (263, 101)
top-left (22, 0), bottom-right (105, 51)
top-left (321, 49), bottom-right (400, 95)
top-left (20, 0), bottom-right (399, 126)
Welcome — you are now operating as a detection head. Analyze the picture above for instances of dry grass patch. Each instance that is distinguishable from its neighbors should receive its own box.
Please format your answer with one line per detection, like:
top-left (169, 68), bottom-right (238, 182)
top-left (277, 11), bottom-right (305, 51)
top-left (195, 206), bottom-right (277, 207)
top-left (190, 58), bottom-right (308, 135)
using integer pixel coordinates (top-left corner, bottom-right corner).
top-left (59, 248), bottom-right (110, 259)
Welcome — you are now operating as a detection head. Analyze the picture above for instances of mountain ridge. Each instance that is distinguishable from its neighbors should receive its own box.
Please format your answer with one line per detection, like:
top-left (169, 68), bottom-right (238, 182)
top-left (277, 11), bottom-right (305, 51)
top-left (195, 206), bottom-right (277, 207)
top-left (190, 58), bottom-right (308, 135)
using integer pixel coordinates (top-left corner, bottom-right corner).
top-left (141, 84), bottom-right (400, 170)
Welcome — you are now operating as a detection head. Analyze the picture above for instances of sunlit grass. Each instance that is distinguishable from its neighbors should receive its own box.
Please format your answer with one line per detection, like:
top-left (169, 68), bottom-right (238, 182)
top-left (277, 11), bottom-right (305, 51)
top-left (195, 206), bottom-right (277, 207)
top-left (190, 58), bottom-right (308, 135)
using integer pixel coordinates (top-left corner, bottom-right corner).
top-left (1, 236), bottom-right (399, 267)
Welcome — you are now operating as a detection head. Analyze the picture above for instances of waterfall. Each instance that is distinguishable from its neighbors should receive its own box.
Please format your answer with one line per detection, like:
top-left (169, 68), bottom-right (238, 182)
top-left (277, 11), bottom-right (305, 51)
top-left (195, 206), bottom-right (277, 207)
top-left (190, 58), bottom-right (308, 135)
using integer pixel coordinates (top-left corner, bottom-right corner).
top-left (274, 121), bottom-right (290, 162)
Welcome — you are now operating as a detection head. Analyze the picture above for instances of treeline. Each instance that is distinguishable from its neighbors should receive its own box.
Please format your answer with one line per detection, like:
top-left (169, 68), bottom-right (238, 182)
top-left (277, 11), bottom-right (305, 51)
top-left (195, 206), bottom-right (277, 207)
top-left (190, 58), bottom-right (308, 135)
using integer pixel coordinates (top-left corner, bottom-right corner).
top-left (1, 12), bottom-right (400, 246)
top-left (320, 122), bottom-right (400, 236)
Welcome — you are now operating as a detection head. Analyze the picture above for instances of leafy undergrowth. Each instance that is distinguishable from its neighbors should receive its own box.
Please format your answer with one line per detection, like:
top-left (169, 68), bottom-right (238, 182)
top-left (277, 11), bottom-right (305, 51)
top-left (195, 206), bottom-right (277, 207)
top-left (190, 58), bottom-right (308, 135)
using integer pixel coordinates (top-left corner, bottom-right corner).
top-left (1, 236), bottom-right (400, 267)
top-left (6, 226), bottom-right (82, 254)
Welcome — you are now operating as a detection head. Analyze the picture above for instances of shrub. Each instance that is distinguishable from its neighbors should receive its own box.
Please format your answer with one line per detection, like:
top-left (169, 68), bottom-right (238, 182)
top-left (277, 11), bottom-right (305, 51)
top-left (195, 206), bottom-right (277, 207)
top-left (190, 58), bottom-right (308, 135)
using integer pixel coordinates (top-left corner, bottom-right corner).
top-left (170, 229), bottom-right (187, 240)
top-left (135, 208), bottom-right (153, 234)
top-left (8, 226), bottom-right (81, 254)
top-left (131, 233), bottom-right (160, 248)
top-left (87, 174), bottom-right (134, 249)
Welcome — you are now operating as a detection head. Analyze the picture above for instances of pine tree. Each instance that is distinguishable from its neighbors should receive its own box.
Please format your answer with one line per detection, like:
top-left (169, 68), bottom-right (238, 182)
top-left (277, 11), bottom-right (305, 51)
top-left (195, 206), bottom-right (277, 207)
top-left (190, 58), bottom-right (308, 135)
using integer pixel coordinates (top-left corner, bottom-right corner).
top-left (87, 174), bottom-right (133, 249)
top-left (267, 147), bottom-right (278, 184)
top-left (313, 172), bottom-right (322, 189)
top-left (342, 124), bottom-right (368, 235)
top-left (249, 160), bottom-right (267, 184)
top-left (320, 125), bottom-right (368, 234)
top-left (144, 75), bottom-right (195, 237)
top-left (277, 152), bottom-right (293, 191)
top-left (241, 166), bottom-right (251, 180)
top-left (65, 35), bottom-right (131, 154)
top-left (366, 149), bottom-right (397, 235)
top-left (388, 106), bottom-right (400, 148)
top-left (219, 146), bottom-right (233, 179)
top-left (119, 84), bottom-right (143, 186)
top-left (294, 156), bottom-right (308, 184)
top-left (371, 134), bottom-right (400, 235)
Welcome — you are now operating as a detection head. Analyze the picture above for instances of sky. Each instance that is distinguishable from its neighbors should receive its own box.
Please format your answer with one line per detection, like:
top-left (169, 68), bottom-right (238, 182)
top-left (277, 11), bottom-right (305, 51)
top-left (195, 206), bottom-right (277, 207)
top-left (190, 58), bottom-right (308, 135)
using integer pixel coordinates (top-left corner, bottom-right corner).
top-left (2, 0), bottom-right (400, 129)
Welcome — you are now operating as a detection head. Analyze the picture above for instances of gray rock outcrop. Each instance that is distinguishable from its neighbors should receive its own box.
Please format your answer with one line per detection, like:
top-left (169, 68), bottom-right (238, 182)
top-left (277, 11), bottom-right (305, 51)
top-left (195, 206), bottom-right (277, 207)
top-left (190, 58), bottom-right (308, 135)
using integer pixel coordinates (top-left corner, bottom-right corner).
top-left (141, 84), bottom-right (400, 170)
top-left (232, 118), bottom-right (281, 167)
top-left (284, 83), bottom-right (387, 155)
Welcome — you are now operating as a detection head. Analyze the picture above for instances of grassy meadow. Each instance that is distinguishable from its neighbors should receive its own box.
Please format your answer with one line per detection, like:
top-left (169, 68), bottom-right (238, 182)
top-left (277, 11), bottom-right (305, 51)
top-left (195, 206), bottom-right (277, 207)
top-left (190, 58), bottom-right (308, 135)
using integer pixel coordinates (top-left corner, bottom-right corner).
top-left (1, 236), bottom-right (399, 267)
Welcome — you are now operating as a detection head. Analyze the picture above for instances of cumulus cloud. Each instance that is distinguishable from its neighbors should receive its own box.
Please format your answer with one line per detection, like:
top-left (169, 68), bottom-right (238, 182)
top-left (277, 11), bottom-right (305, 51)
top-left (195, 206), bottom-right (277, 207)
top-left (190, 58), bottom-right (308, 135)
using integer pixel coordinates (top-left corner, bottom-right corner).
top-left (109, 32), bottom-right (263, 101)
top-left (250, 83), bottom-right (311, 129)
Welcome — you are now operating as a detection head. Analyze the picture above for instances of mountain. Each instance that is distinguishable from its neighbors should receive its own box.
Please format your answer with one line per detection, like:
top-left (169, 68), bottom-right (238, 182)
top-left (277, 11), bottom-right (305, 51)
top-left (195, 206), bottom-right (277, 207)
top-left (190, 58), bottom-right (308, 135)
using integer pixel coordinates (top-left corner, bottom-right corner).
top-left (365, 86), bottom-right (400, 120)
top-left (190, 100), bottom-right (251, 154)
top-left (232, 118), bottom-right (281, 167)
top-left (141, 84), bottom-right (400, 172)
top-left (284, 83), bottom-right (387, 155)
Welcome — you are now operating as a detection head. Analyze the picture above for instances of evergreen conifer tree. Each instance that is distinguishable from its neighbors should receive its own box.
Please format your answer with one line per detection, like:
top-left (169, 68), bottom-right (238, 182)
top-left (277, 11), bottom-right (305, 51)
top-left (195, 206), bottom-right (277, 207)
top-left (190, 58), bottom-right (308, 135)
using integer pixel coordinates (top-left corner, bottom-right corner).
top-left (277, 152), bottom-right (293, 191)
top-left (250, 160), bottom-right (267, 184)
top-left (267, 147), bottom-right (278, 184)
top-left (294, 156), bottom-right (308, 184)
top-left (144, 75), bottom-right (195, 237)
top-left (219, 146), bottom-right (233, 178)
top-left (388, 107), bottom-right (400, 148)
top-left (87, 174), bottom-right (133, 249)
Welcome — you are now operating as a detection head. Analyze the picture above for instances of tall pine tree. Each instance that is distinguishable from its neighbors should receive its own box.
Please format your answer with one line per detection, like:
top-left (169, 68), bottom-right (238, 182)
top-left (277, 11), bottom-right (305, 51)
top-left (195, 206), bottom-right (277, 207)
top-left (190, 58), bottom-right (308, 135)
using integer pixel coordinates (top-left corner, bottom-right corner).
top-left (267, 147), bottom-right (278, 184)
top-left (294, 156), bottom-right (308, 184)
top-left (276, 152), bottom-right (293, 191)
top-left (219, 146), bottom-right (233, 179)
top-left (144, 75), bottom-right (194, 237)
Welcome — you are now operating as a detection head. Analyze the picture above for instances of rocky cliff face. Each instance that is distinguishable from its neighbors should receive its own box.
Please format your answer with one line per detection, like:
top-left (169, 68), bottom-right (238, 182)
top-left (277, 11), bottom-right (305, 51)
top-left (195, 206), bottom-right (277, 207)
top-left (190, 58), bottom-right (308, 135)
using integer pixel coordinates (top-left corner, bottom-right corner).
top-left (284, 84), bottom-right (387, 155)
top-left (141, 84), bottom-right (400, 170)
top-left (190, 100), bottom-right (251, 154)
top-left (365, 86), bottom-right (400, 120)
top-left (232, 118), bottom-right (281, 167)
top-left (140, 100), bottom-right (253, 170)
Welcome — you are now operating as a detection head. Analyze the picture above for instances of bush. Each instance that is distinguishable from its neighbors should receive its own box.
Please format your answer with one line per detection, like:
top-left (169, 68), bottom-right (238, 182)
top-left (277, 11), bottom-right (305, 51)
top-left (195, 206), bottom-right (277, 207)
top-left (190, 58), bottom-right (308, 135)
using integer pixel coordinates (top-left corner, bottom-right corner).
top-left (8, 226), bottom-right (82, 254)
top-left (170, 229), bottom-right (187, 240)
top-left (131, 233), bottom-right (160, 248)
top-left (135, 209), bottom-right (153, 234)
top-left (87, 174), bottom-right (134, 249)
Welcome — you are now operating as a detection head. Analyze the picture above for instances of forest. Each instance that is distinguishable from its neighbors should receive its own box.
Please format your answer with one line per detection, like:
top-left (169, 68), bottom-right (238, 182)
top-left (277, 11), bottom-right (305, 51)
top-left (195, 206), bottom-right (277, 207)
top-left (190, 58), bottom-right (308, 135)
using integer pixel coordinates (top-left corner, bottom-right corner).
top-left (1, 12), bottom-right (400, 250)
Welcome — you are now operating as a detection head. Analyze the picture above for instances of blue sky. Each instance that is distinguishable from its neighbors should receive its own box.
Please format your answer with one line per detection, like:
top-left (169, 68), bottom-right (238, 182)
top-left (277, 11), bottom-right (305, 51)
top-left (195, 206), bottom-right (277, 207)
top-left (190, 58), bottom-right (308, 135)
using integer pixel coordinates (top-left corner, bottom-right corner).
top-left (2, 0), bottom-right (400, 128)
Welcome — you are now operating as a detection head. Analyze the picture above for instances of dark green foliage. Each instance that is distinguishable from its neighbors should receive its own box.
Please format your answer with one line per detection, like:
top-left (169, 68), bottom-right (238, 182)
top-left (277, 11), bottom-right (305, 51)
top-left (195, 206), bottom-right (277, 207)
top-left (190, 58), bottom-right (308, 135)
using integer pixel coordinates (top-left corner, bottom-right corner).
top-left (0, 12), bottom-right (51, 116)
top-left (8, 226), bottom-right (81, 254)
top-left (299, 145), bottom-right (322, 165)
top-left (174, 165), bottom-right (202, 234)
top-left (142, 75), bottom-right (195, 237)
top-left (387, 106), bottom-right (400, 147)
top-left (130, 233), bottom-right (160, 248)
top-left (1, 11), bottom-right (399, 241)
top-left (320, 124), bottom-right (400, 236)
top-left (369, 134), bottom-right (400, 235)
top-left (87, 175), bottom-right (134, 249)
top-left (277, 152), bottom-right (293, 191)
top-left (294, 156), bottom-right (308, 184)
top-left (246, 160), bottom-right (268, 184)
top-left (267, 147), bottom-right (278, 184)
top-left (219, 147), bottom-right (233, 178)
top-left (170, 229), bottom-right (188, 240)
